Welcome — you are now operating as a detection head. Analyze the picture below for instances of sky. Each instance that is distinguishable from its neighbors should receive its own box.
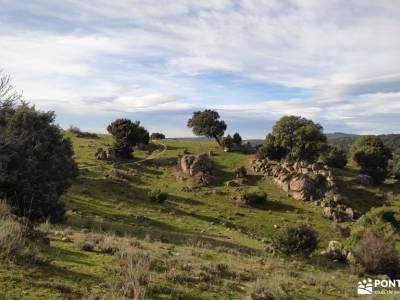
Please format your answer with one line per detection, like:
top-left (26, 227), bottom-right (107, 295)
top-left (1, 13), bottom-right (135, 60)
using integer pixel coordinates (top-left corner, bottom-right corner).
top-left (0, 0), bottom-right (399, 138)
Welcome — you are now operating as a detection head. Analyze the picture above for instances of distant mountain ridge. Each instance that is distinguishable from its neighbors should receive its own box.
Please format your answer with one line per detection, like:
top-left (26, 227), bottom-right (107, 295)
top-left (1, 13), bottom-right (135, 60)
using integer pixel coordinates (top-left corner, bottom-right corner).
top-left (167, 133), bottom-right (400, 151)
top-left (327, 132), bottom-right (400, 152)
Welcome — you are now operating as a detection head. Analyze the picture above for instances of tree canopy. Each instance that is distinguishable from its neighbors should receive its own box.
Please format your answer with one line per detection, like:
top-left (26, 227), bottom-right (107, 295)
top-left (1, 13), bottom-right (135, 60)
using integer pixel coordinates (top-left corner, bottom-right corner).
top-left (258, 116), bottom-right (327, 162)
top-left (222, 134), bottom-right (234, 150)
top-left (150, 132), bottom-right (165, 140)
top-left (0, 101), bottom-right (78, 222)
top-left (319, 145), bottom-right (347, 169)
top-left (107, 119), bottom-right (149, 158)
top-left (187, 110), bottom-right (226, 145)
top-left (351, 135), bottom-right (392, 184)
top-left (232, 132), bottom-right (242, 146)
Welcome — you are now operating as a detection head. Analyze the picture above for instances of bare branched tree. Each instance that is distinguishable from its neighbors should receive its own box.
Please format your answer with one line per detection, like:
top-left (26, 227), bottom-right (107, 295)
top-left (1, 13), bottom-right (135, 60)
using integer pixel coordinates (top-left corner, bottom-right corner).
top-left (0, 70), bottom-right (22, 106)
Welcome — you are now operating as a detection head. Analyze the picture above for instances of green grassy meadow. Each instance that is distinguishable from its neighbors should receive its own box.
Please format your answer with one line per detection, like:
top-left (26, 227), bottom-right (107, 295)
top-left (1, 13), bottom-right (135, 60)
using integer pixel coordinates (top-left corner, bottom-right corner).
top-left (1, 133), bottom-right (399, 299)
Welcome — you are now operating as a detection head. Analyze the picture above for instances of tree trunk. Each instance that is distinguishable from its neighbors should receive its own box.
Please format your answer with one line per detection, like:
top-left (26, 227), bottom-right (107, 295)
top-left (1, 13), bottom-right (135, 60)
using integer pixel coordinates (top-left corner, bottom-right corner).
top-left (214, 135), bottom-right (221, 146)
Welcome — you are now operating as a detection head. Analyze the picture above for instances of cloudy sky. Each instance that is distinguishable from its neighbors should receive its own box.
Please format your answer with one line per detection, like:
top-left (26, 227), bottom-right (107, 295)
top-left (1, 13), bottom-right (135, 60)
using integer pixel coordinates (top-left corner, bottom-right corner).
top-left (1, 0), bottom-right (399, 138)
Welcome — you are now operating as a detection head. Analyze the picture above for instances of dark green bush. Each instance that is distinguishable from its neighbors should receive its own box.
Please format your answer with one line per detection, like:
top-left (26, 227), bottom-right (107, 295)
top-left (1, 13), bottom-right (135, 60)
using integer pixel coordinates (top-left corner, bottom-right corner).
top-left (148, 190), bottom-right (168, 204)
top-left (243, 190), bottom-right (267, 206)
top-left (319, 145), bottom-right (347, 168)
top-left (272, 224), bottom-right (318, 256)
top-left (0, 102), bottom-right (78, 222)
top-left (150, 132), bottom-right (165, 140)
top-left (107, 119), bottom-right (149, 158)
top-left (350, 135), bottom-right (392, 184)
top-left (256, 134), bottom-right (287, 160)
top-left (347, 206), bottom-right (400, 248)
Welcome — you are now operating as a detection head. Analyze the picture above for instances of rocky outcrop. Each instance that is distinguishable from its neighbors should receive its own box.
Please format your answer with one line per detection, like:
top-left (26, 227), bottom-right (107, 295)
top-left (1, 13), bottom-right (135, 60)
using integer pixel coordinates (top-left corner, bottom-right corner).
top-left (235, 166), bottom-right (247, 178)
top-left (177, 153), bottom-right (216, 185)
top-left (251, 158), bottom-right (357, 222)
top-left (95, 148), bottom-right (107, 160)
top-left (320, 240), bottom-right (357, 265)
top-left (355, 174), bottom-right (373, 186)
top-left (320, 240), bottom-right (348, 261)
top-left (95, 147), bottom-right (118, 161)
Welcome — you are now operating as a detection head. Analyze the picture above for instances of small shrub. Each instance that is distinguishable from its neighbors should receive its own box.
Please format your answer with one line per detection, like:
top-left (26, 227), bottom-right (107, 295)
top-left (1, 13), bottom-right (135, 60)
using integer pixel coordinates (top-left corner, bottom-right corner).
top-left (148, 189), bottom-right (168, 204)
top-left (0, 201), bottom-right (48, 263)
top-left (243, 190), bottom-right (267, 206)
top-left (200, 263), bottom-right (230, 276)
top-left (248, 277), bottom-right (291, 300)
top-left (352, 231), bottom-right (399, 277)
top-left (67, 125), bottom-right (81, 135)
top-left (166, 269), bottom-right (195, 284)
top-left (113, 248), bottom-right (151, 300)
top-left (74, 235), bottom-right (95, 252)
top-left (0, 216), bottom-right (25, 260)
top-left (272, 224), bottom-right (318, 257)
top-left (97, 234), bottom-right (120, 254)
top-left (68, 125), bottom-right (98, 138)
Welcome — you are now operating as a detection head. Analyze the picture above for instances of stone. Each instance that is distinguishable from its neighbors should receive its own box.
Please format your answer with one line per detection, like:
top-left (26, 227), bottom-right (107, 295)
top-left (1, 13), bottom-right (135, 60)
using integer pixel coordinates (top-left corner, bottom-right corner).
top-left (289, 174), bottom-right (315, 201)
top-left (346, 251), bottom-right (356, 265)
top-left (356, 174), bottom-right (373, 186)
top-left (225, 180), bottom-right (240, 187)
top-left (311, 163), bottom-right (324, 172)
top-left (106, 148), bottom-right (117, 160)
top-left (61, 236), bottom-right (71, 242)
top-left (235, 166), bottom-right (247, 178)
top-left (95, 148), bottom-right (107, 160)
top-left (177, 153), bottom-right (215, 185)
top-left (321, 241), bottom-right (346, 261)
top-left (345, 207), bottom-right (355, 220)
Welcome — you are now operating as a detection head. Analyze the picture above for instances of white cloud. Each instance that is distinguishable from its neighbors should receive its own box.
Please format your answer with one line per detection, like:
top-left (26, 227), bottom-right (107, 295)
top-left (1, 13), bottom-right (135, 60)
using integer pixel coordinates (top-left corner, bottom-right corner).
top-left (0, 0), bottom-right (399, 135)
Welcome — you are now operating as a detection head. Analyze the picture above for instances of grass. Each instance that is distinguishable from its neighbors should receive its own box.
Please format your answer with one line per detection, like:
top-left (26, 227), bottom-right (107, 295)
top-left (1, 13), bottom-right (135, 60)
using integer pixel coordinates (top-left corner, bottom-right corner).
top-left (0, 133), bottom-right (399, 299)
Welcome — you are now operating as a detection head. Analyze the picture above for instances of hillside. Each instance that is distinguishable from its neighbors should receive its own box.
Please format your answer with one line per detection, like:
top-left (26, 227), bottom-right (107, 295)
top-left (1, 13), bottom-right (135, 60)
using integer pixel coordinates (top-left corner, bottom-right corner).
top-left (327, 132), bottom-right (400, 152)
top-left (1, 134), bottom-right (400, 299)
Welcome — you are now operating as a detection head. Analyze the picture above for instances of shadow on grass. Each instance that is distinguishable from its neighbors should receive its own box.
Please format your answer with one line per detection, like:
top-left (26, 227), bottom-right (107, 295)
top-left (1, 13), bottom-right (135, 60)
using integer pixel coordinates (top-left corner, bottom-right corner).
top-left (250, 199), bottom-right (303, 213)
top-left (66, 212), bottom-right (263, 257)
top-left (336, 167), bottom-right (390, 214)
top-left (171, 194), bottom-right (203, 206)
top-left (306, 255), bottom-right (348, 272)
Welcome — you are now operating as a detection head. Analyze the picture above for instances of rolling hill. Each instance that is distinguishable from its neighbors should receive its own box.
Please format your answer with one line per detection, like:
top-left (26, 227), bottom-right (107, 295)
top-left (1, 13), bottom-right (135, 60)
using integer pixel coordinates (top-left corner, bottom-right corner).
top-left (1, 133), bottom-right (399, 299)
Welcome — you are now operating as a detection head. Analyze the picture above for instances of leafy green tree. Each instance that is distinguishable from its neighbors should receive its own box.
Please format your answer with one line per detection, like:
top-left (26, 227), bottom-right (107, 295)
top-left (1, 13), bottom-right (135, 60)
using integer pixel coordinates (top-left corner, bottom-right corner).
top-left (256, 134), bottom-right (287, 160)
top-left (232, 132), bottom-right (242, 146)
top-left (320, 145), bottom-right (347, 168)
top-left (0, 102), bottom-right (78, 222)
top-left (222, 134), bottom-right (234, 150)
top-left (107, 119), bottom-right (149, 157)
top-left (187, 110), bottom-right (226, 145)
top-left (351, 135), bottom-right (392, 184)
top-left (269, 115), bottom-right (327, 161)
top-left (150, 132), bottom-right (165, 140)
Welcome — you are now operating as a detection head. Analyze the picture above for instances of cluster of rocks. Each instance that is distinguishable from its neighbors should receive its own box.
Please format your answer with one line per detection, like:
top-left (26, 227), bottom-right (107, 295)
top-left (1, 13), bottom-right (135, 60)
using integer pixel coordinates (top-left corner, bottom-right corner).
top-left (251, 159), bottom-right (357, 222)
top-left (95, 147), bottom-right (117, 161)
top-left (105, 168), bottom-right (138, 183)
top-left (320, 240), bottom-right (356, 264)
top-left (177, 153), bottom-right (216, 185)
top-left (355, 174), bottom-right (373, 186)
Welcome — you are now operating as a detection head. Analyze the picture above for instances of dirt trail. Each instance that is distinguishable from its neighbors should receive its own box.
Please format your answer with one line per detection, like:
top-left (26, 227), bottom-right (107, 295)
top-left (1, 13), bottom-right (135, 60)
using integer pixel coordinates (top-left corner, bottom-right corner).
top-left (79, 142), bottom-right (167, 170)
